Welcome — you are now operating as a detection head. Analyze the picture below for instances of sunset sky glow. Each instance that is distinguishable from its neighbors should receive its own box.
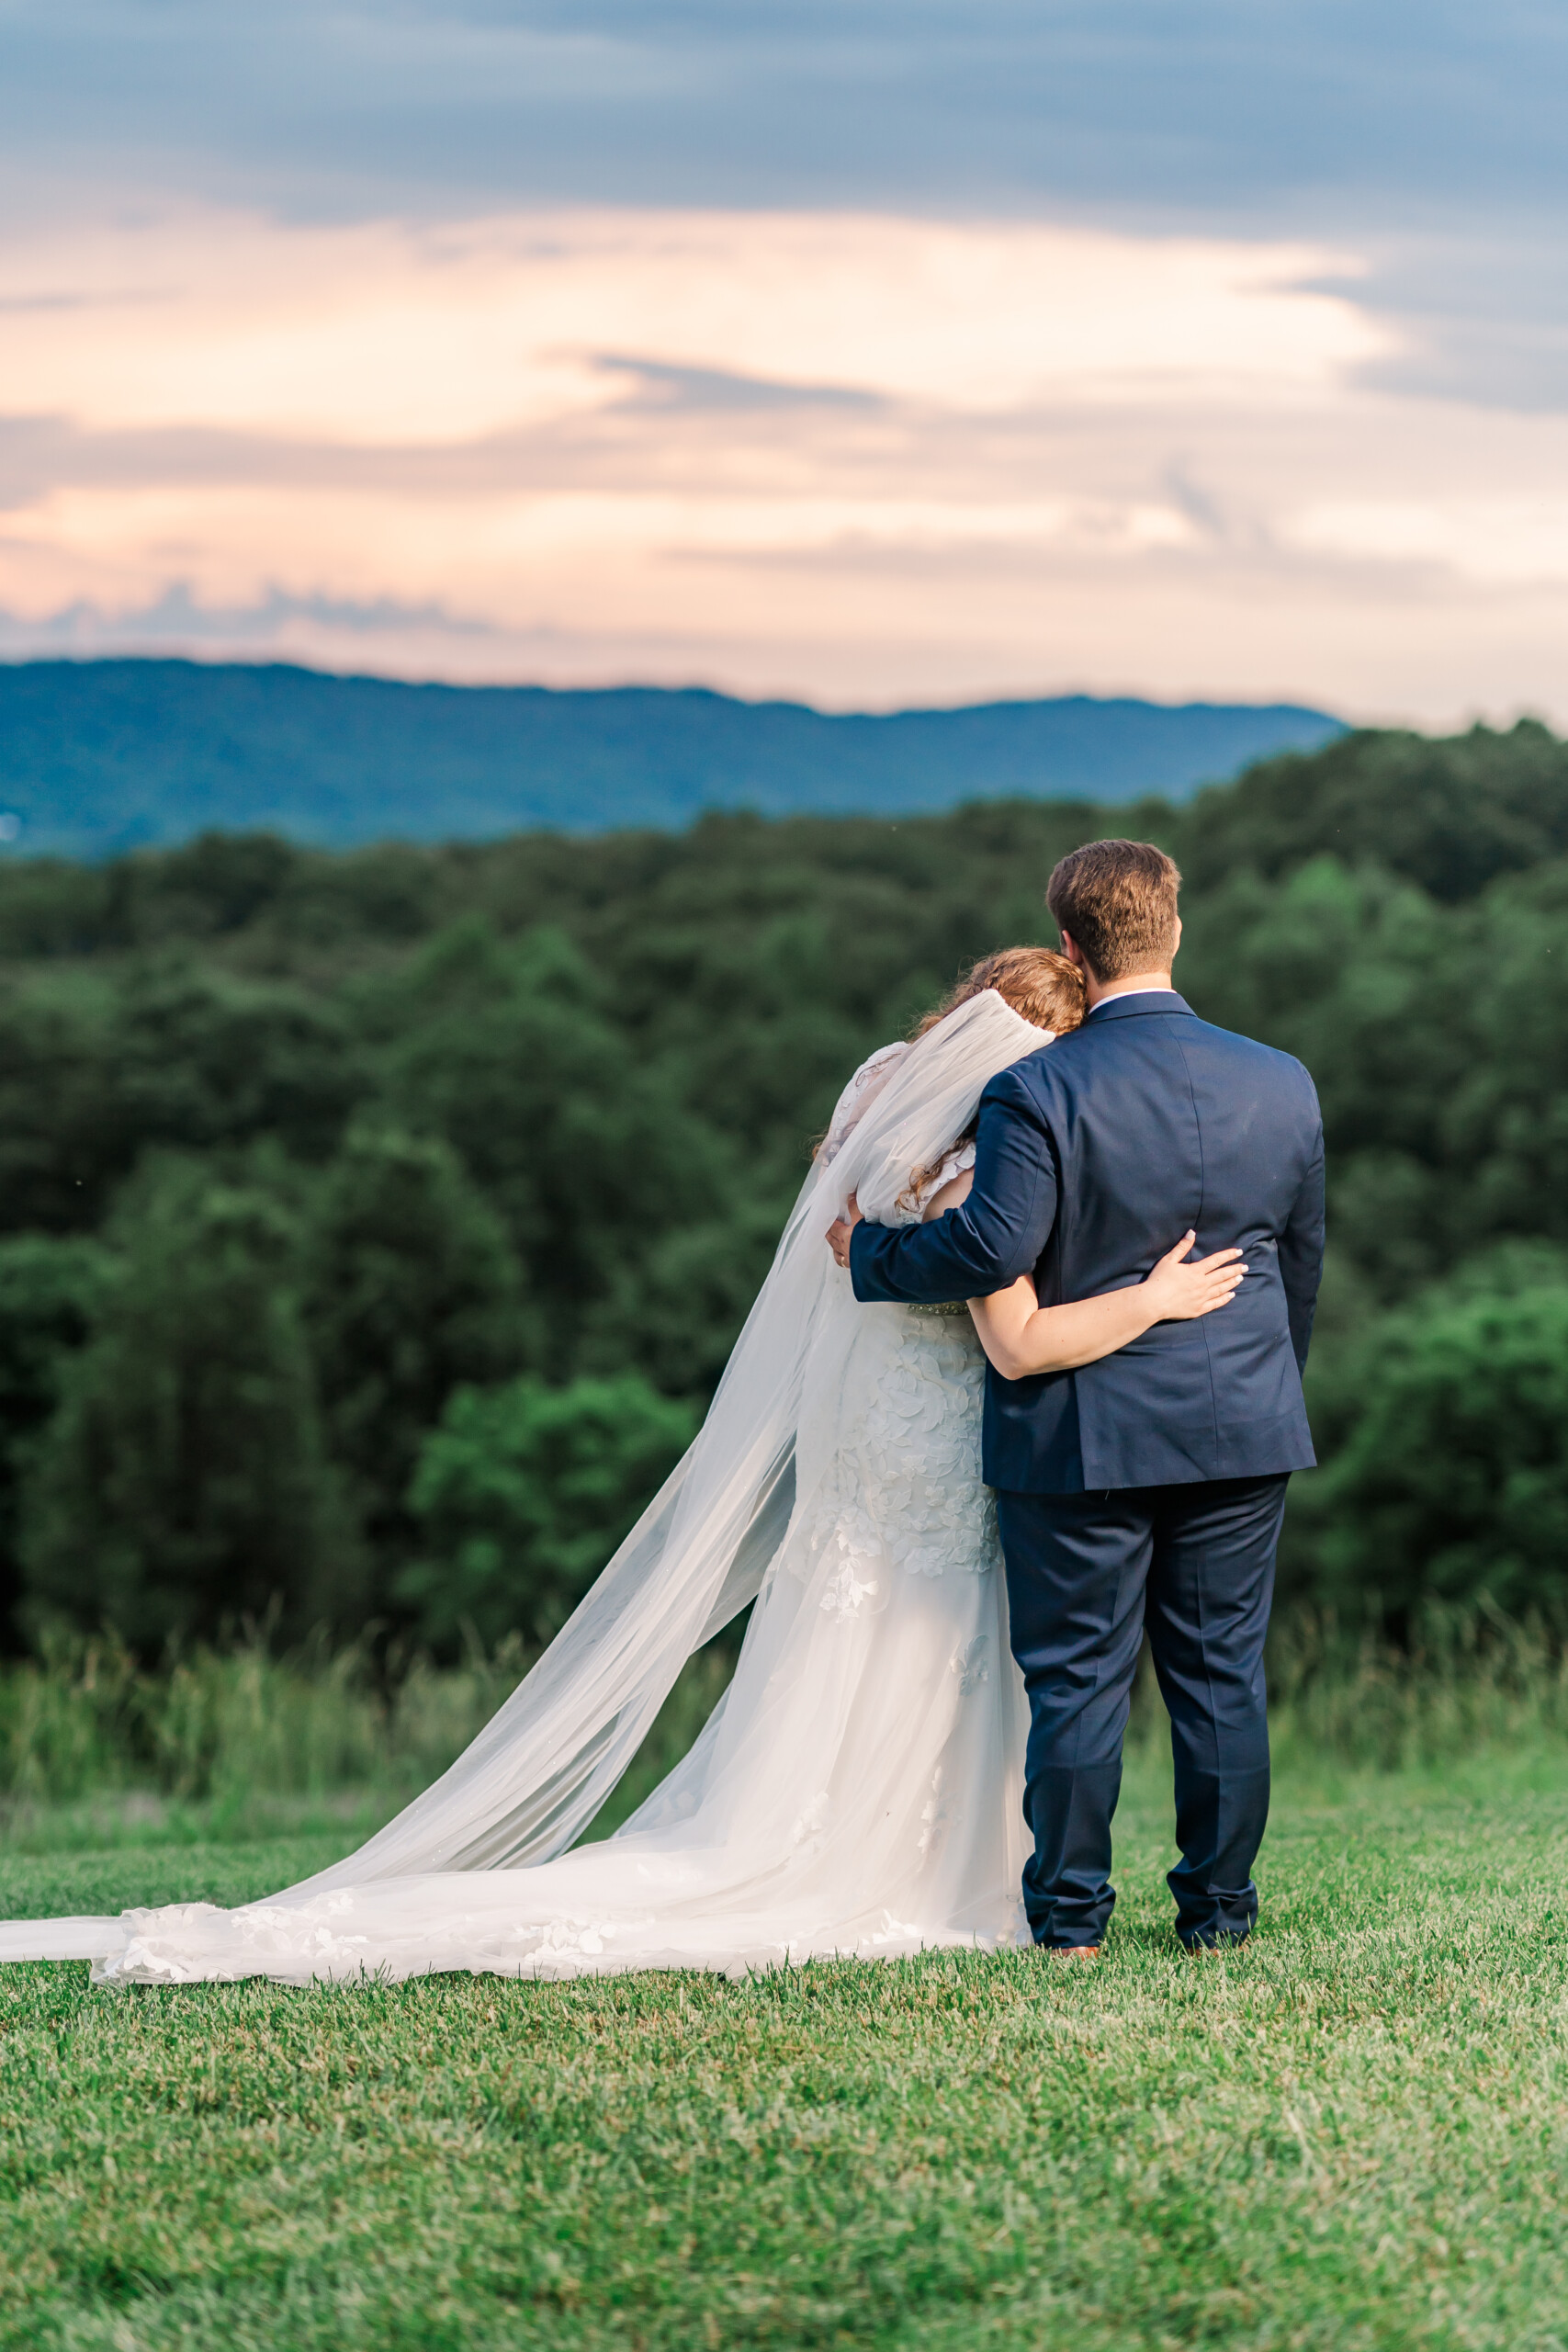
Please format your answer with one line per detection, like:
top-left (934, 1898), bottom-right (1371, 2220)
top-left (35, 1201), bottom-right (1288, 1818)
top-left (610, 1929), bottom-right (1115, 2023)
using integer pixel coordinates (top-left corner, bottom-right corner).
top-left (2, 5), bottom-right (1565, 723)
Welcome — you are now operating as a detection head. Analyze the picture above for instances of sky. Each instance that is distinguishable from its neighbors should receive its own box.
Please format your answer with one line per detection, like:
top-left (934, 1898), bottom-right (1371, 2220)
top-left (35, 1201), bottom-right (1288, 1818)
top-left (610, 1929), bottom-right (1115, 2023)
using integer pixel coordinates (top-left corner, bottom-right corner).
top-left (1, 2), bottom-right (1565, 722)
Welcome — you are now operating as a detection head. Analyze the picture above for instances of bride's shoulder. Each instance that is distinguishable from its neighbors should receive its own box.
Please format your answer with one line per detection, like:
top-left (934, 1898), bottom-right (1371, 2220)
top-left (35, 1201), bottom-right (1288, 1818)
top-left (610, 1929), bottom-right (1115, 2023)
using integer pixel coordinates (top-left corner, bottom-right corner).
top-left (819, 1040), bottom-right (910, 1164)
top-left (834, 1039), bottom-right (911, 1109)
top-left (851, 1039), bottom-right (910, 1090)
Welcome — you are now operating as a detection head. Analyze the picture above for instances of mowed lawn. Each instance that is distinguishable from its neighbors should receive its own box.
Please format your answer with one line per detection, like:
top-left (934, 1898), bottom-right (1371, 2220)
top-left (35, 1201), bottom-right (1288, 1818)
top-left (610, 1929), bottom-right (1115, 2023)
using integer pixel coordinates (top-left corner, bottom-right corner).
top-left (4, 1753), bottom-right (1568, 2350)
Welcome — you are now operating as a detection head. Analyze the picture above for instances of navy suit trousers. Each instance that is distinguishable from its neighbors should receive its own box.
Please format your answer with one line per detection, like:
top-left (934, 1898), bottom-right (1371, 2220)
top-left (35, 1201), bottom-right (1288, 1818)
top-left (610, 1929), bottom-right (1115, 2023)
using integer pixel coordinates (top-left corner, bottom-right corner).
top-left (996, 1474), bottom-right (1289, 1949)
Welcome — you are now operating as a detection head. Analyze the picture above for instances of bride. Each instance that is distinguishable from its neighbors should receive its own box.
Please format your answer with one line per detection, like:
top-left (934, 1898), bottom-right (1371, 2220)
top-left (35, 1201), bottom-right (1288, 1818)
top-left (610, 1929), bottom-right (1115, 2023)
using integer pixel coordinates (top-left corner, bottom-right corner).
top-left (0, 949), bottom-right (1242, 1985)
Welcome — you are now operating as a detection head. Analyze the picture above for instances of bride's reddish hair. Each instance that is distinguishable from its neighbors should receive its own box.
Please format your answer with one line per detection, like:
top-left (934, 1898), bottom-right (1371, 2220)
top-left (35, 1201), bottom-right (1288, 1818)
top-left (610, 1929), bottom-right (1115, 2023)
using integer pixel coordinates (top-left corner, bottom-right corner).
top-left (912, 945), bottom-right (1085, 1041)
top-left (810, 946), bottom-right (1083, 1169)
top-left (893, 947), bottom-right (1085, 1209)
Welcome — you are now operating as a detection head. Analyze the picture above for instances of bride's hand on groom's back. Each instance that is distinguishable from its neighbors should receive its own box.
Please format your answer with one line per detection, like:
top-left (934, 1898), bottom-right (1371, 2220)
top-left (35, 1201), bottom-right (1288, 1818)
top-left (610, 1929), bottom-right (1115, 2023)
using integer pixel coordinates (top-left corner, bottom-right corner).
top-left (966, 1232), bottom-right (1246, 1379)
top-left (1145, 1233), bottom-right (1246, 1321)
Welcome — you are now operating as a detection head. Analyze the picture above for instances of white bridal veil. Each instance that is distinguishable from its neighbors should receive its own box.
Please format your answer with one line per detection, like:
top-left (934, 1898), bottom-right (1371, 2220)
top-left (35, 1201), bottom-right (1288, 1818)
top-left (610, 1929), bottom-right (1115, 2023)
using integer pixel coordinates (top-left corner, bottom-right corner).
top-left (0, 988), bottom-right (1045, 1964)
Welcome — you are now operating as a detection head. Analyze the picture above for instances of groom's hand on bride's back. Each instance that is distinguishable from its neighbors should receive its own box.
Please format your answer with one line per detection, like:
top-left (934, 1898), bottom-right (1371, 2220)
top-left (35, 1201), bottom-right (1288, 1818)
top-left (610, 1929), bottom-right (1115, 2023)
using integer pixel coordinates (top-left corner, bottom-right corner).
top-left (826, 1193), bottom-right (863, 1269)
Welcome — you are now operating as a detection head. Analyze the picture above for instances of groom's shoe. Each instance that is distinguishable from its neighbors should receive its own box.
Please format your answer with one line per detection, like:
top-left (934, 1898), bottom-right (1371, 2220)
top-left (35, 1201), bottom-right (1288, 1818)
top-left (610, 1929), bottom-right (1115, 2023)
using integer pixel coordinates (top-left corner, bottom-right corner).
top-left (1180, 1929), bottom-right (1249, 1958)
top-left (1038, 1942), bottom-right (1101, 1962)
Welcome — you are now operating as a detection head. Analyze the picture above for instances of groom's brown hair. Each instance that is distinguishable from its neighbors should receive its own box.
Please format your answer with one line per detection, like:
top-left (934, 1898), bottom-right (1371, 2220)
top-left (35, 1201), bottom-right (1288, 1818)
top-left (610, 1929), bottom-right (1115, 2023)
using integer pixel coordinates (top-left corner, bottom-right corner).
top-left (1045, 838), bottom-right (1181, 980)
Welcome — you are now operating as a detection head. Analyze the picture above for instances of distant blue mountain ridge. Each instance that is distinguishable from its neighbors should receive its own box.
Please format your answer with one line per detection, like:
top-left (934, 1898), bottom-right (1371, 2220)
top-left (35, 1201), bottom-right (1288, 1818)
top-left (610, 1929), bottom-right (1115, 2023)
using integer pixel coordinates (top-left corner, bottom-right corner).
top-left (0, 660), bottom-right (1345, 858)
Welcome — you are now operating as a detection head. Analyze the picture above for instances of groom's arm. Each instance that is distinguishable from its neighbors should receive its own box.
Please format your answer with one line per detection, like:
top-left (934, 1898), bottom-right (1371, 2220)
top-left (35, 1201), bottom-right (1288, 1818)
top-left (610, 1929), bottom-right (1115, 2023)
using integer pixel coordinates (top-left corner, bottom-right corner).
top-left (1279, 1111), bottom-right (1325, 1374)
top-left (849, 1066), bottom-right (1059, 1306)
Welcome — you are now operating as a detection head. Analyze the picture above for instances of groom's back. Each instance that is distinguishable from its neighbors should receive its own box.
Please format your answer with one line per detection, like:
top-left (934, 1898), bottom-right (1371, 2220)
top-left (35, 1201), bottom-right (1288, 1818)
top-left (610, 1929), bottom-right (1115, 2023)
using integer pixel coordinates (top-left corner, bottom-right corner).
top-left (986, 994), bottom-right (1324, 1493)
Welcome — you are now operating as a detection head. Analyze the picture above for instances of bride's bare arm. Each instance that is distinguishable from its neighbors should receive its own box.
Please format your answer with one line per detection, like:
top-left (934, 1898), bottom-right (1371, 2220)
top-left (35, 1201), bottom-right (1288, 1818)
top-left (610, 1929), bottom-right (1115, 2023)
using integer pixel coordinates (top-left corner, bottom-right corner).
top-left (967, 1232), bottom-right (1246, 1378)
top-left (920, 1166), bottom-right (974, 1221)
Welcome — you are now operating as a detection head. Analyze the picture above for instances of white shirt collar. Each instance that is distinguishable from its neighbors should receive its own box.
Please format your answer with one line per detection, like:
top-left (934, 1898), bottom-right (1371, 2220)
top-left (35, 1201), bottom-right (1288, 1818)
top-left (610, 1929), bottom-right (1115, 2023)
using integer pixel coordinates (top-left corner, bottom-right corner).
top-left (1087, 986), bottom-right (1181, 1016)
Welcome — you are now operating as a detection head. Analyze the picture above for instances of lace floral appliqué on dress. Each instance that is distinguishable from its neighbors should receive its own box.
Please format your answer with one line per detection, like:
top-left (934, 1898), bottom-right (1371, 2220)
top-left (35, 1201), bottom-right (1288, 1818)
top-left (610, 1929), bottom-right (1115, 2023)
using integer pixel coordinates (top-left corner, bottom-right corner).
top-left (801, 1310), bottom-right (998, 1600)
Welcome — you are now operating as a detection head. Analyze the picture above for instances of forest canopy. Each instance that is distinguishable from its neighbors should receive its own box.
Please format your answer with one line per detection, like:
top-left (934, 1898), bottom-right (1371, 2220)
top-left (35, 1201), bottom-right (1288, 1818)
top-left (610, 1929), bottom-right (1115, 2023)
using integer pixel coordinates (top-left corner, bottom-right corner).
top-left (1, 715), bottom-right (1565, 1651)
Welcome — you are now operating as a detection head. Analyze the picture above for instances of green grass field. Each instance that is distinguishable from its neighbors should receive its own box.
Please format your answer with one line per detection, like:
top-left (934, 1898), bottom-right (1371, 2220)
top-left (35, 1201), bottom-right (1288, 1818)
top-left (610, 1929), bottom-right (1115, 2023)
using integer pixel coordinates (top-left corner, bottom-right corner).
top-left (5, 1738), bottom-right (1568, 2350)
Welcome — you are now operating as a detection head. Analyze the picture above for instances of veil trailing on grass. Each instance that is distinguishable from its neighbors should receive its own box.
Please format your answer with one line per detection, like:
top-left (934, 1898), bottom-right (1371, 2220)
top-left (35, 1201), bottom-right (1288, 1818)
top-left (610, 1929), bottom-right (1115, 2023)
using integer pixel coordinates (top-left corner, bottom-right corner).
top-left (0, 988), bottom-right (1045, 1970)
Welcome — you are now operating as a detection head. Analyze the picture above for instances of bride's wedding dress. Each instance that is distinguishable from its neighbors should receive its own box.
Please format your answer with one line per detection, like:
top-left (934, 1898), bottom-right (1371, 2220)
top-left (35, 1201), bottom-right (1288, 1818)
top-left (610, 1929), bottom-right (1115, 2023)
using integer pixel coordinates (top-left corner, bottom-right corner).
top-left (0, 993), bottom-right (1046, 1985)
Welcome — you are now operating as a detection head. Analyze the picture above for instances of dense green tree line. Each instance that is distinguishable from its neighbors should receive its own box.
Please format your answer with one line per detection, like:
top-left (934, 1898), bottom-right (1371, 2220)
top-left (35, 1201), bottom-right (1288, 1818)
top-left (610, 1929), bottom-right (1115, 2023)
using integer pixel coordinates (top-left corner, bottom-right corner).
top-left (1, 716), bottom-right (1565, 1649)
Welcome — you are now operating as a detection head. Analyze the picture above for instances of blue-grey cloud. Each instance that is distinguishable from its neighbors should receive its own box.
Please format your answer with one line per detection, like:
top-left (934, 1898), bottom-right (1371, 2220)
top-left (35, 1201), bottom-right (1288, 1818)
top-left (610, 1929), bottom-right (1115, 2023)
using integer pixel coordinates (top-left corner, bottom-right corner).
top-left (0, 582), bottom-right (503, 651)
top-left (2, 2), bottom-right (1564, 226)
top-left (1343, 234), bottom-right (1568, 413)
top-left (593, 356), bottom-right (881, 414)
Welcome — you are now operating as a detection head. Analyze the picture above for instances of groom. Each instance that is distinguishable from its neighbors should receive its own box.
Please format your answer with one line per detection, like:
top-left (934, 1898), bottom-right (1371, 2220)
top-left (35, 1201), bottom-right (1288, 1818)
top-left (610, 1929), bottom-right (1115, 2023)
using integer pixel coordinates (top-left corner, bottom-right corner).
top-left (832, 840), bottom-right (1324, 1952)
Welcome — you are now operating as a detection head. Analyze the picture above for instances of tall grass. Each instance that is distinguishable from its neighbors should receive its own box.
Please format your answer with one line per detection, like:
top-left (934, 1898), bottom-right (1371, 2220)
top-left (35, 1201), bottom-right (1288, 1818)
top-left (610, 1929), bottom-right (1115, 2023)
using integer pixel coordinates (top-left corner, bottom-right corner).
top-left (1266, 1600), bottom-right (1568, 1771)
top-left (0, 1622), bottom-right (737, 1849)
top-left (3, 1604), bottom-right (1564, 1845)
top-left (1121, 1601), bottom-right (1568, 1778)
top-left (0, 1623), bottom-right (534, 1824)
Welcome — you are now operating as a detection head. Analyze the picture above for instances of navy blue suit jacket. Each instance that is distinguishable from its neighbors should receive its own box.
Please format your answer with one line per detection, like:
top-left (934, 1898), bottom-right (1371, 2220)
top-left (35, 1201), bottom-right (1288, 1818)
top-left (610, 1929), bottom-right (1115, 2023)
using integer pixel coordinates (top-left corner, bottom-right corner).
top-left (850, 992), bottom-right (1325, 1494)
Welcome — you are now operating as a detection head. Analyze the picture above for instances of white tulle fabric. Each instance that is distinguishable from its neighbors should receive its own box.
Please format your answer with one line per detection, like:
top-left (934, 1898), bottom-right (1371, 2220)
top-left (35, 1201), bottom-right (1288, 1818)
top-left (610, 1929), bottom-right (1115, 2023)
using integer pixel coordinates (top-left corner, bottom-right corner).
top-left (0, 990), bottom-right (1048, 1984)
